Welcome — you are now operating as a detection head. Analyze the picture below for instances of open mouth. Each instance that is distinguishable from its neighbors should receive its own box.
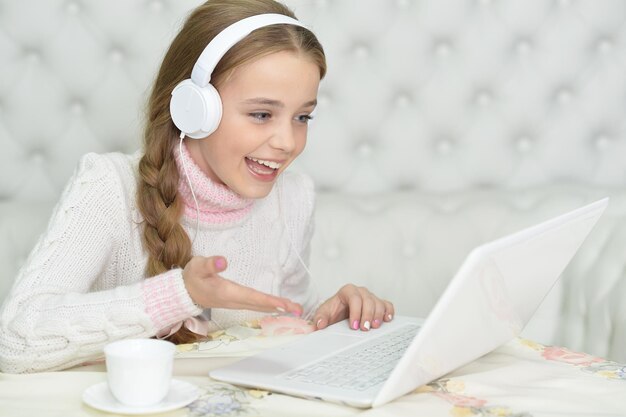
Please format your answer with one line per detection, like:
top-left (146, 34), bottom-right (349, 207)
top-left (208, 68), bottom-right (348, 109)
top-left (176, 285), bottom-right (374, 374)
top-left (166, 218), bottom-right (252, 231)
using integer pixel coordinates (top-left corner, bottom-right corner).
top-left (245, 156), bottom-right (282, 180)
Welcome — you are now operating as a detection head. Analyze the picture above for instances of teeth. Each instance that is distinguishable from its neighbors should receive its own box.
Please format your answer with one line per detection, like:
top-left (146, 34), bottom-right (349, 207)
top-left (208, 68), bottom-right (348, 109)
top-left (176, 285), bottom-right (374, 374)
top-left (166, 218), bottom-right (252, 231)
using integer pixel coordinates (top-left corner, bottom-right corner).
top-left (248, 157), bottom-right (282, 170)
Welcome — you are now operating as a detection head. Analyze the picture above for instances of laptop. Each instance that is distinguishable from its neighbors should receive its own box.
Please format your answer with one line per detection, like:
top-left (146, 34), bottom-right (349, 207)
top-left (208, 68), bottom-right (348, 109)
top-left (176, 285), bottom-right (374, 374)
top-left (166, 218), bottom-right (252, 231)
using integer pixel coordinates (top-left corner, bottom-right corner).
top-left (209, 198), bottom-right (608, 408)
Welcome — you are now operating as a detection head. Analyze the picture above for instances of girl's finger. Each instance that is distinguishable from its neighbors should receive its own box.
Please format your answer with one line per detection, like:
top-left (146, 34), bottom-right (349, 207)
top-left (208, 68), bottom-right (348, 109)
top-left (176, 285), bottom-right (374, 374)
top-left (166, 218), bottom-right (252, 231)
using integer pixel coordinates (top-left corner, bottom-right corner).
top-left (216, 278), bottom-right (302, 314)
top-left (357, 291), bottom-right (376, 331)
top-left (345, 288), bottom-right (364, 331)
top-left (383, 300), bottom-right (395, 322)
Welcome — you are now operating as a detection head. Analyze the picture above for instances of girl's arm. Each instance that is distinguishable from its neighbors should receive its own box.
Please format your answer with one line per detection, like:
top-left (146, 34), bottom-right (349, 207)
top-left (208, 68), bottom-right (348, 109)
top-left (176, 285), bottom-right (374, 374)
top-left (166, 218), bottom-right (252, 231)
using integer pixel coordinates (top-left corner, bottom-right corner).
top-left (0, 154), bottom-right (199, 373)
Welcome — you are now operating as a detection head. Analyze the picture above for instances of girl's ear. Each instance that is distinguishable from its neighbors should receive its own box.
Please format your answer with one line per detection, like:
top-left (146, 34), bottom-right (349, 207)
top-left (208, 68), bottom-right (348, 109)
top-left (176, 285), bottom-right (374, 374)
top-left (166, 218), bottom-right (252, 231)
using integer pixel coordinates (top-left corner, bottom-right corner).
top-left (170, 14), bottom-right (307, 139)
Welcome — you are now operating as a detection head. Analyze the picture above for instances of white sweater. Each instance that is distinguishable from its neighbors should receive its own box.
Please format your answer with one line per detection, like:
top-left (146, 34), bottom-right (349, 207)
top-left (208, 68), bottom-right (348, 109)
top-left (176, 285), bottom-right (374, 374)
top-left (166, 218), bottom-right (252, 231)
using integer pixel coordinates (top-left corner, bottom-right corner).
top-left (0, 151), bottom-right (317, 373)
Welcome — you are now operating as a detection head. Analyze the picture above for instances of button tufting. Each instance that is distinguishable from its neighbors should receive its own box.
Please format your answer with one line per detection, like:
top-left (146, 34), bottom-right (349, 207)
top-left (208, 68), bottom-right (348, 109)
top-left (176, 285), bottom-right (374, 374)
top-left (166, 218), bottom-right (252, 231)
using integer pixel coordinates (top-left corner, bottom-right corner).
top-left (596, 37), bottom-right (614, 54)
top-left (474, 90), bottom-right (493, 106)
top-left (65, 1), bottom-right (81, 14)
top-left (594, 134), bottom-right (611, 150)
top-left (356, 141), bottom-right (374, 158)
top-left (435, 137), bottom-right (454, 155)
top-left (397, 182), bottom-right (416, 191)
top-left (70, 99), bottom-right (85, 116)
top-left (149, 0), bottom-right (164, 13)
top-left (24, 48), bottom-right (42, 64)
top-left (109, 47), bottom-right (125, 63)
top-left (315, 184), bottom-right (334, 192)
top-left (516, 135), bottom-right (533, 153)
top-left (30, 149), bottom-right (46, 164)
top-left (515, 38), bottom-right (533, 55)
top-left (353, 43), bottom-right (370, 59)
top-left (434, 40), bottom-right (452, 57)
top-left (555, 87), bottom-right (573, 104)
top-left (394, 93), bottom-right (412, 107)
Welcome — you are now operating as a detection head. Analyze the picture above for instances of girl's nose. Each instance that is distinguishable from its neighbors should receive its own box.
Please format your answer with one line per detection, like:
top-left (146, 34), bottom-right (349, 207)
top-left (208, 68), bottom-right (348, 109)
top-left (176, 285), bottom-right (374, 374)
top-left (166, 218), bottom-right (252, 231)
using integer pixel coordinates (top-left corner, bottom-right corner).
top-left (269, 121), bottom-right (297, 152)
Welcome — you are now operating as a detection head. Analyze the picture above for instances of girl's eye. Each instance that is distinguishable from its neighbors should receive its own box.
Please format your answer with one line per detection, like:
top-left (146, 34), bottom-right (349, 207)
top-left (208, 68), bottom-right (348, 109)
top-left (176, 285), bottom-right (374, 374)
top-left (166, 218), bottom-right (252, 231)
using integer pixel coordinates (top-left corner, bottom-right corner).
top-left (296, 114), bottom-right (313, 124)
top-left (250, 112), bottom-right (271, 121)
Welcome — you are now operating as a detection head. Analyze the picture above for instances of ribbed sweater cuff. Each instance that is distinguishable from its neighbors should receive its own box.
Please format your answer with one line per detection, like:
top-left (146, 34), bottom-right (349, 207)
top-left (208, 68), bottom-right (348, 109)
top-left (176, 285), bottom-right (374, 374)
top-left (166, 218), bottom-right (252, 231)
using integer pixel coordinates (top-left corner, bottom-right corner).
top-left (141, 269), bottom-right (202, 333)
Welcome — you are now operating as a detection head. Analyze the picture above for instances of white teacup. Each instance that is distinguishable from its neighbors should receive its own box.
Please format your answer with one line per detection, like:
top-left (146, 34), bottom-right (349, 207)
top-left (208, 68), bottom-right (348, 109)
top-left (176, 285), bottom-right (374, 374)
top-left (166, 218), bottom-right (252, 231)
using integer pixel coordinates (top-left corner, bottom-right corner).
top-left (104, 338), bottom-right (176, 407)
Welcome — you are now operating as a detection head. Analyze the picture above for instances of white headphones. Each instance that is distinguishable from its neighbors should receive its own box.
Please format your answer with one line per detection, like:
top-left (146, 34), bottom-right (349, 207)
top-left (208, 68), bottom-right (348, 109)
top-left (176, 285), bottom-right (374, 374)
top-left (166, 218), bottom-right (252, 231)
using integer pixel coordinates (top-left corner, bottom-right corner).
top-left (169, 13), bottom-right (306, 139)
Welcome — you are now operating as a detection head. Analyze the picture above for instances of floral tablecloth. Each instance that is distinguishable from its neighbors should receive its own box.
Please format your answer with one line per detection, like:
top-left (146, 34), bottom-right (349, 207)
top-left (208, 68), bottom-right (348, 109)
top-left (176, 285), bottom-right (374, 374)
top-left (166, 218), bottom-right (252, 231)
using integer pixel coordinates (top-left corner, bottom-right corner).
top-left (1, 324), bottom-right (625, 417)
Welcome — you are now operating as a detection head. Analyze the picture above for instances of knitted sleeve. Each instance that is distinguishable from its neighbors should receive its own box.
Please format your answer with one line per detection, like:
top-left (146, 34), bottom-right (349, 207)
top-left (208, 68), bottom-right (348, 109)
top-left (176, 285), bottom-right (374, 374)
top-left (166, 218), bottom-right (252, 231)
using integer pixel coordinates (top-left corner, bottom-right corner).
top-left (0, 153), bottom-right (198, 373)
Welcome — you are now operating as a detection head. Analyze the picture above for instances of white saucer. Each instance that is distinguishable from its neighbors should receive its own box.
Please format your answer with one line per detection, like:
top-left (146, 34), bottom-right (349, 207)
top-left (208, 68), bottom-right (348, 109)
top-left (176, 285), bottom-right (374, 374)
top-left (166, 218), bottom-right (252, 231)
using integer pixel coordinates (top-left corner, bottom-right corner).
top-left (82, 379), bottom-right (200, 415)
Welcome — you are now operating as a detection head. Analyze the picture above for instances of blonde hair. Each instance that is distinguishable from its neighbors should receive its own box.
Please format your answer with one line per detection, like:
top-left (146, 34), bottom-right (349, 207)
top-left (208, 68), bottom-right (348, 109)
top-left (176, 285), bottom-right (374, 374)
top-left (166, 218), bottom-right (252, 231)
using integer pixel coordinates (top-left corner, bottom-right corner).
top-left (137, 0), bottom-right (326, 344)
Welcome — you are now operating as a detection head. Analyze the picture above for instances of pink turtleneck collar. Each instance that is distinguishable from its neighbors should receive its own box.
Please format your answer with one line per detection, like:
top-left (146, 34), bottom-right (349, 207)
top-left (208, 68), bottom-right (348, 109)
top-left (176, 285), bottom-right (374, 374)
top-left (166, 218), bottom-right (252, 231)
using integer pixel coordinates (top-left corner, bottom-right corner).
top-left (174, 141), bottom-right (255, 224)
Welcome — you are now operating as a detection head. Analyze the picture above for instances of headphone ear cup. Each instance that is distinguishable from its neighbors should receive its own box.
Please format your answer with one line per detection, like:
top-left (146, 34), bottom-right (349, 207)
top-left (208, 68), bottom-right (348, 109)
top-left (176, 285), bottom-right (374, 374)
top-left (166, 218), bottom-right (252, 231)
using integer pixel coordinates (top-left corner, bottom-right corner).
top-left (170, 79), bottom-right (223, 139)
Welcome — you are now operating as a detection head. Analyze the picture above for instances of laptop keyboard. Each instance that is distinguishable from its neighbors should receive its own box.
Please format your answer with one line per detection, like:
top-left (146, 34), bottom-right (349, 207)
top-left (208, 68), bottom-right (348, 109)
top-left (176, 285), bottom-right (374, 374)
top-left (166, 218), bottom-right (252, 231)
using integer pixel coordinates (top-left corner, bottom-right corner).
top-left (283, 324), bottom-right (421, 391)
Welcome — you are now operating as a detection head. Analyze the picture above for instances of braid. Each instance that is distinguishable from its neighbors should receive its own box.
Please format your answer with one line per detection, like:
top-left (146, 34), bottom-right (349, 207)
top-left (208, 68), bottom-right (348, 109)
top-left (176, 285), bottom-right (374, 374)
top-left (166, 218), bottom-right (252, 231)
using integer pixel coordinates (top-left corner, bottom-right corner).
top-left (138, 129), bottom-right (191, 275)
top-left (137, 115), bottom-right (200, 345)
top-left (138, 146), bottom-right (191, 274)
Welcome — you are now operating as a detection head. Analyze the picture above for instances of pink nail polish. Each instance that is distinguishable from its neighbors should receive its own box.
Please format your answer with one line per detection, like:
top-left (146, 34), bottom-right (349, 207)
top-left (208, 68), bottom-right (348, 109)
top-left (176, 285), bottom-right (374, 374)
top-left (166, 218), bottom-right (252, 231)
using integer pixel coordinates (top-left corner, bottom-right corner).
top-left (373, 319), bottom-right (381, 327)
top-left (215, 258), bottom-right (226, 269)
top-left (352, 320), bottom-right (359, 330)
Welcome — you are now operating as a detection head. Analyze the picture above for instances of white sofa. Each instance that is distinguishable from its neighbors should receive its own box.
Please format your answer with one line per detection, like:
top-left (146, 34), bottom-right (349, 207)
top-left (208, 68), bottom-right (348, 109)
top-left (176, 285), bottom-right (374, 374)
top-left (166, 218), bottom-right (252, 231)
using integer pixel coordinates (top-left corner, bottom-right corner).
top-left (0, 0), bottom-right (625, 362)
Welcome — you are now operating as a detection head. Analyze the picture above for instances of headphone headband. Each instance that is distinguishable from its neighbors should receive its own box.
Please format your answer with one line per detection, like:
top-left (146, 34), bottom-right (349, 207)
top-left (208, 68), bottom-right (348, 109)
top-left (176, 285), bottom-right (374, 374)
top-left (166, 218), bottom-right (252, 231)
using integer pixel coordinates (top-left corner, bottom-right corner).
top-left (191, 13), bottom-right (306, 87)
top-left (170, 13), bottom-right (308, 139)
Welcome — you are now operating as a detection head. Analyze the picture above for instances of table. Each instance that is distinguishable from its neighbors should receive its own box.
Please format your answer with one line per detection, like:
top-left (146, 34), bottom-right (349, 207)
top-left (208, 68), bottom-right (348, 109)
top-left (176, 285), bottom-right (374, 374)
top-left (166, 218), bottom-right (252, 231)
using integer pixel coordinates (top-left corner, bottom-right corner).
top-left (1, 324), bottom-right (625, 417)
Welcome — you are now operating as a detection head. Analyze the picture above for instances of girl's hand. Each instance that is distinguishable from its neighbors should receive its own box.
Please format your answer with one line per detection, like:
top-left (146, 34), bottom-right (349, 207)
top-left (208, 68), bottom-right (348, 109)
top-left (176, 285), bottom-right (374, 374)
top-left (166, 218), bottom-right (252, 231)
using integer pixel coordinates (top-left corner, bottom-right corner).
top-left (182, 256), bottom-right (302, 315)
top-left (312, 284), bottom-right (394, 331)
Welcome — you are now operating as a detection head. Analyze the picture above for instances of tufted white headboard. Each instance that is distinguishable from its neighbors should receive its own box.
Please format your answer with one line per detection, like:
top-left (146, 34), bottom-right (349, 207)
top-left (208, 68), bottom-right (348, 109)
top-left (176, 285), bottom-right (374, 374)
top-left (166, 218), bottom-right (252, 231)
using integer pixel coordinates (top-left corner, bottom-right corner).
top-left (1, 0), bottom-right (625, 361)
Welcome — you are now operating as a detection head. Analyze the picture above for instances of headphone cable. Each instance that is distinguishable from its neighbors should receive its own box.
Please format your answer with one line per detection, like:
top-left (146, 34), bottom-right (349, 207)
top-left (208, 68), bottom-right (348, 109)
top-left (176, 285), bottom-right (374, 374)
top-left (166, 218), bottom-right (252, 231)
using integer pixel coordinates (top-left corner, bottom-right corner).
top-left (179, 132), bottom-right (200, 246)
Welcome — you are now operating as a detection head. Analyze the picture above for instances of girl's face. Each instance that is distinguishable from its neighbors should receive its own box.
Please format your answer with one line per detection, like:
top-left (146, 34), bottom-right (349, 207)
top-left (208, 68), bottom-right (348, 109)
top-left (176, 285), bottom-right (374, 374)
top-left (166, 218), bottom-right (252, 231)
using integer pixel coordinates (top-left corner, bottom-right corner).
top-left (186, 50), bottom-right (321, 199)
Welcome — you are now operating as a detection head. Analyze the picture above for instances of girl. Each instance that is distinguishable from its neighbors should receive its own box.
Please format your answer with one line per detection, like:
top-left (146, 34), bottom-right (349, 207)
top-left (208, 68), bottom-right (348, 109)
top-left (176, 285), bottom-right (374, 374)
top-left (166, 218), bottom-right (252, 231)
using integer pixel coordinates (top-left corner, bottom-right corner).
top-left (0, 0), bottom-right (394, 374)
